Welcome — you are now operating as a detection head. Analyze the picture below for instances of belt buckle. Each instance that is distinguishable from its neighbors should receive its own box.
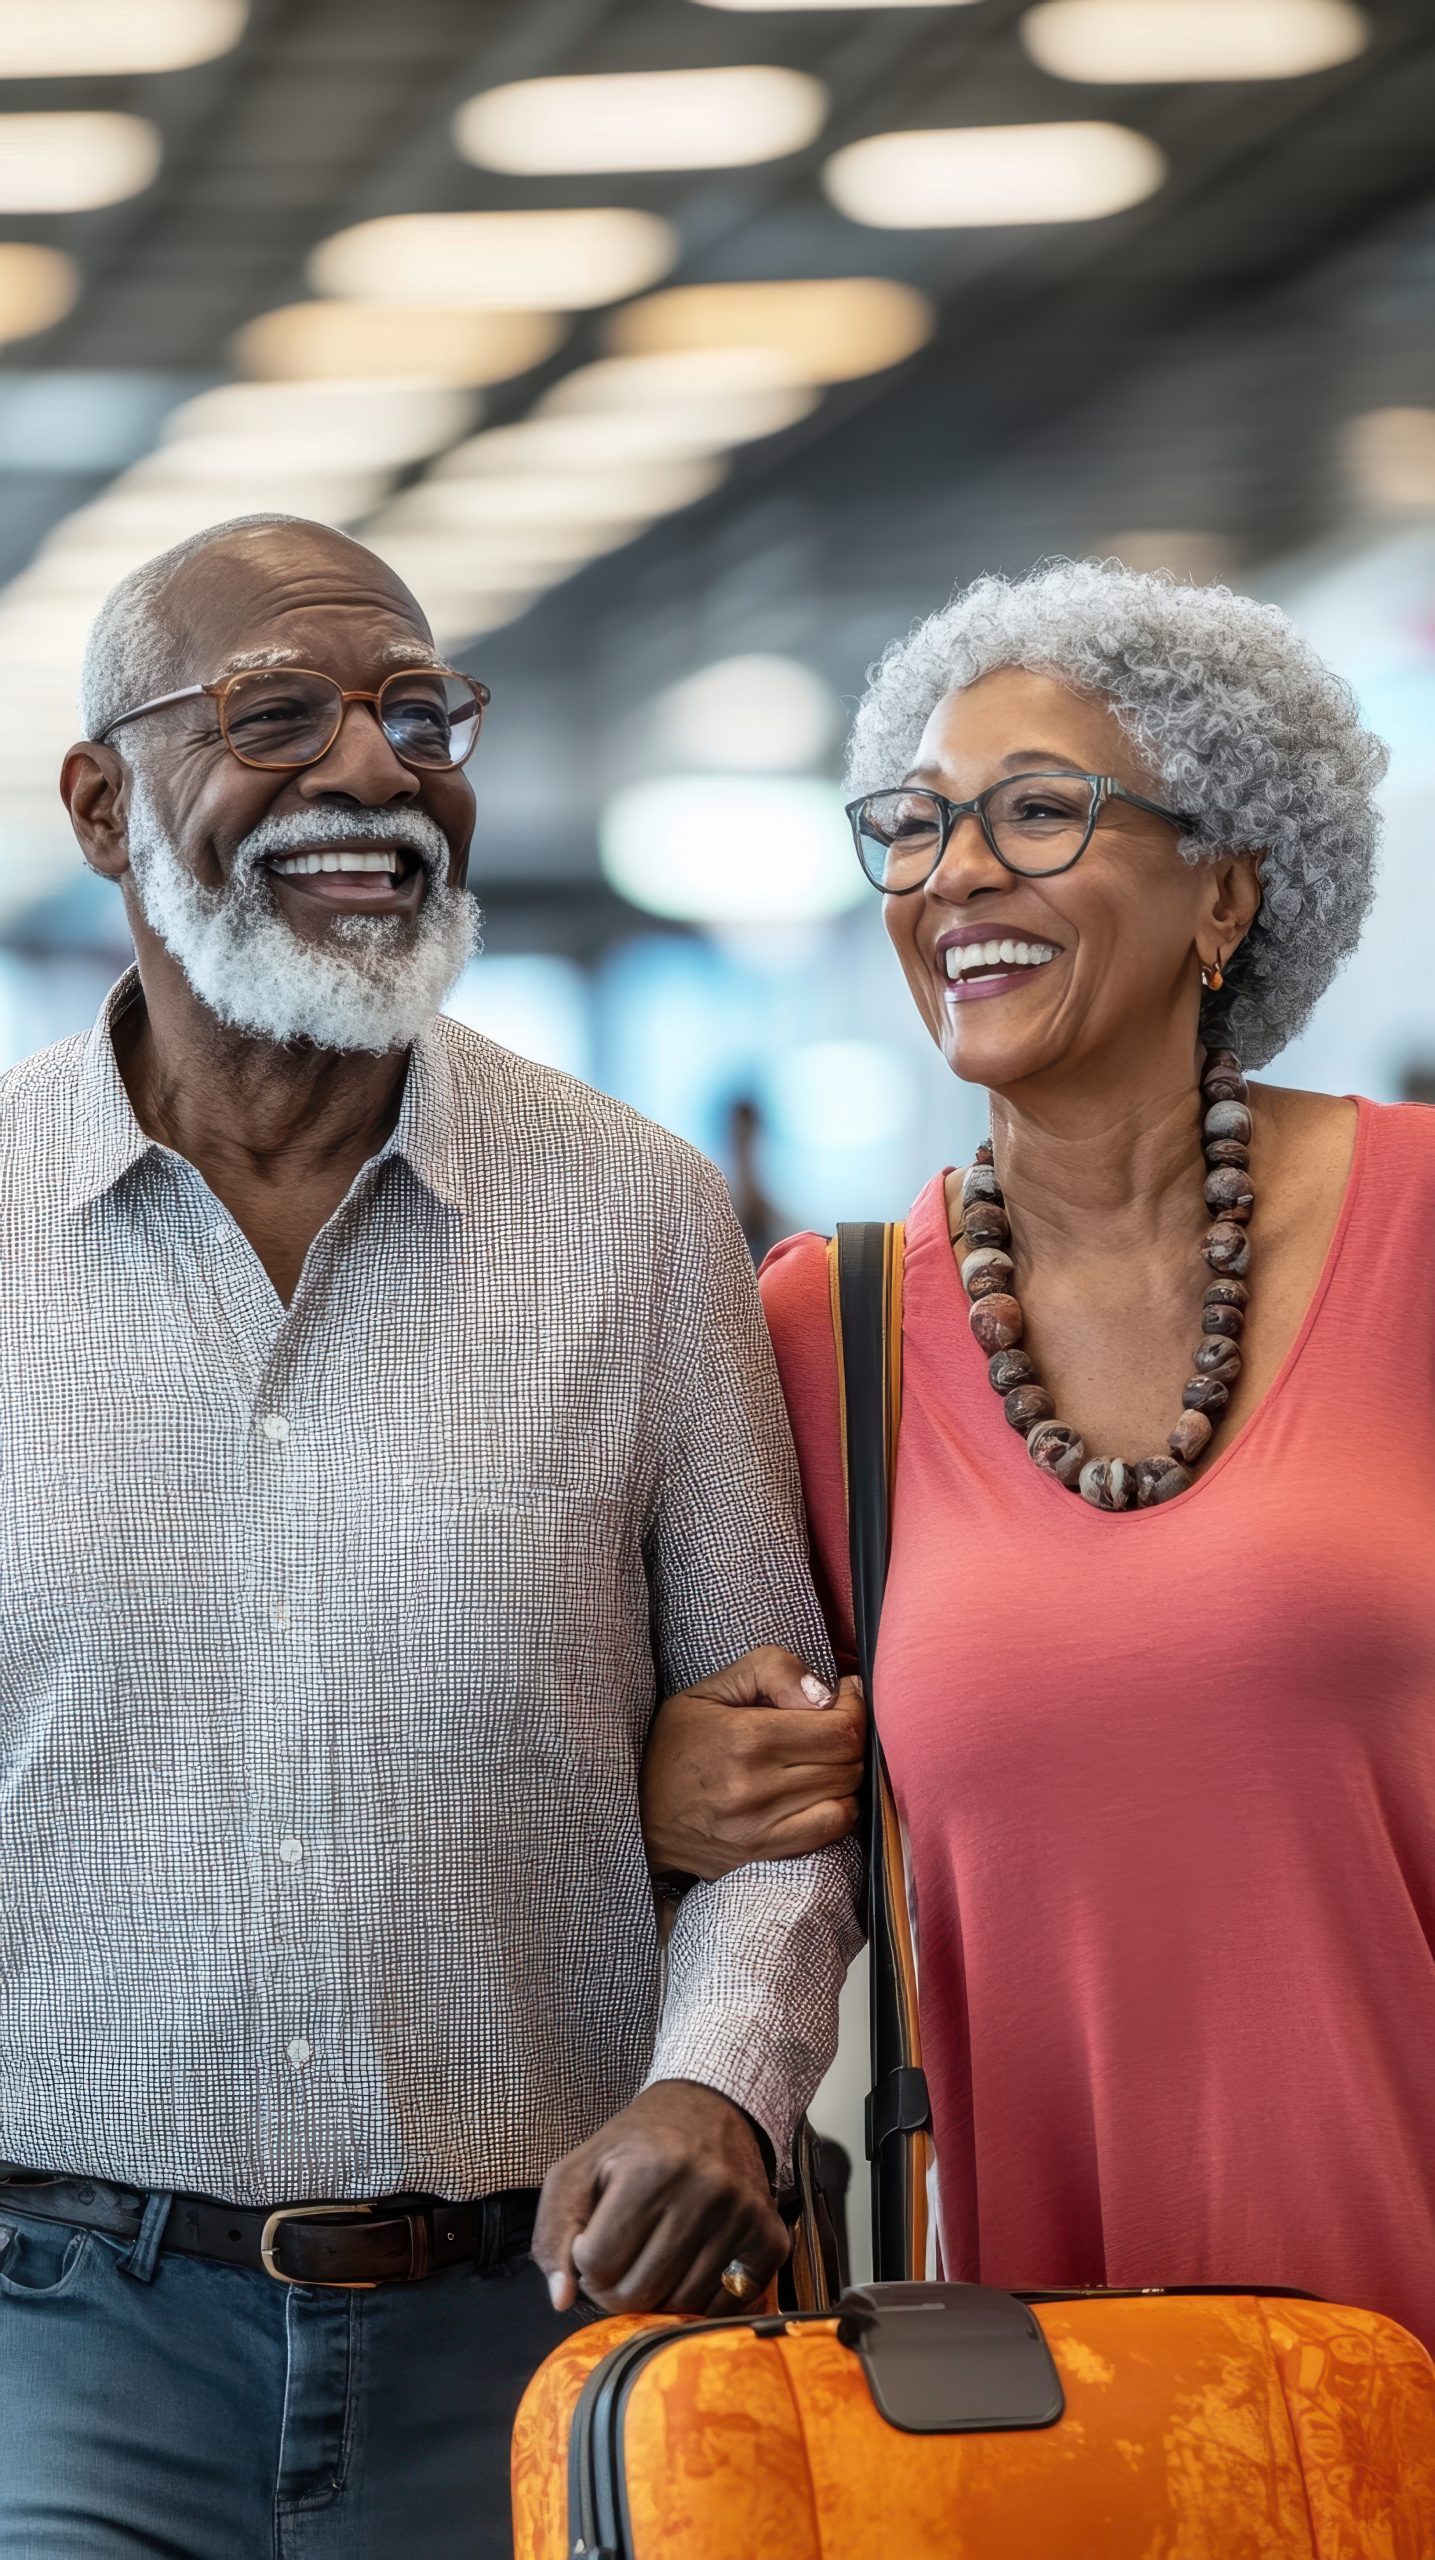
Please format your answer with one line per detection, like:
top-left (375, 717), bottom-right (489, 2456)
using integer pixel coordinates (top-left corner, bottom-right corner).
top-left (259, 2202), bottom-right (377, 2289)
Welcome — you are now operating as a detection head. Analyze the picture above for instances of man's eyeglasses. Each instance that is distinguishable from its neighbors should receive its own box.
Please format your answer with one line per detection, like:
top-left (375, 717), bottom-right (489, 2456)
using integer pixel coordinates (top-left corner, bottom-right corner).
top-left (846, 770), bottom-right (1197, 892)
top-left (97, 665), bottom-right (490, 774)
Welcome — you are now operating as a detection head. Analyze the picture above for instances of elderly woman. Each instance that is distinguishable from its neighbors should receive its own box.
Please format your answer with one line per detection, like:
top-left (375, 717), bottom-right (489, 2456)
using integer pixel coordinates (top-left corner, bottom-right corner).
top-left (642, 557), bottom-right (1435, 2346)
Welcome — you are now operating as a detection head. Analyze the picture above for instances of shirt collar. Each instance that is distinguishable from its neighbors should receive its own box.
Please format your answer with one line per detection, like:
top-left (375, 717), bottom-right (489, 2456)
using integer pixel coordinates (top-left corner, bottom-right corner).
top-left (65, 968), bottom-right (155, 1211)
top-left (375, 1015), bottom-right (466, 1211)
top-left (65, 968), bottom-right (467, 1216)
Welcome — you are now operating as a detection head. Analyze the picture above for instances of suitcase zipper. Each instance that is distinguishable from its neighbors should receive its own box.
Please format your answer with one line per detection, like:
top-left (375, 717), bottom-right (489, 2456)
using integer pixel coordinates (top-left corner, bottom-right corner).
top-left (568, 2314), bottom-right (789, 2560)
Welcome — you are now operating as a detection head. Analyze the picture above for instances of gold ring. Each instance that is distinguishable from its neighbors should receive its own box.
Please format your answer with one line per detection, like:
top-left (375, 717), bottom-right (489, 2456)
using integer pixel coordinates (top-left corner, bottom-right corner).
top-left (721, 2260), bottom-right (760, 2303)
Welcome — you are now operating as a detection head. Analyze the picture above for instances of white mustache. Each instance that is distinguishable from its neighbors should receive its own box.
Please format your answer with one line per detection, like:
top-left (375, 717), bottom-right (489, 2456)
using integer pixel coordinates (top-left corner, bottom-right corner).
top-left (234, 806), bottom-right (452, 882)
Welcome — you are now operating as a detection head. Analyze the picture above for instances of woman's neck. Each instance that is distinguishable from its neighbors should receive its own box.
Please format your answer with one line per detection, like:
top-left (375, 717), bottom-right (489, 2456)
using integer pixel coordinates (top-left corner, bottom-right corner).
top-left (987, 1047), bottom-right (1209, 1272)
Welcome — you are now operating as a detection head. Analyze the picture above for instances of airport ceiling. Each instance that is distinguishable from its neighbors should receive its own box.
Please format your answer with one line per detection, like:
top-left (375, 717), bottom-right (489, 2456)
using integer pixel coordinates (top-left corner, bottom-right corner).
top-left (1, 0), bottom-right (1433, 943)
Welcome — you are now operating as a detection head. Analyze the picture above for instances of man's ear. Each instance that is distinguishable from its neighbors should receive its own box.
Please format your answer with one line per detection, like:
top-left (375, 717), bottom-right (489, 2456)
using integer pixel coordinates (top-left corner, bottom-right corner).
top-left (60, 740), bottom-right (132, 882)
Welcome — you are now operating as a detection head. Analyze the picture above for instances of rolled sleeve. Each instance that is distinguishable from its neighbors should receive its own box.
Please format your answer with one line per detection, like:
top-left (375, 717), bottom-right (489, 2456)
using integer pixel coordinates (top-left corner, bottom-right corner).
top-left (641, 1155), bottom-right (863, 2175)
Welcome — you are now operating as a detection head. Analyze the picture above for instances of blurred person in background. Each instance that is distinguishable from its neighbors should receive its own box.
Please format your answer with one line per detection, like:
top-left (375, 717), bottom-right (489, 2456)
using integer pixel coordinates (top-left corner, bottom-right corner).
top-left (0, 513), bottom-right (863, 2558)
top-left (642, 559), bottom-right (1435, 2350)
top-left (724, 1089), bottom-right (784, 1264)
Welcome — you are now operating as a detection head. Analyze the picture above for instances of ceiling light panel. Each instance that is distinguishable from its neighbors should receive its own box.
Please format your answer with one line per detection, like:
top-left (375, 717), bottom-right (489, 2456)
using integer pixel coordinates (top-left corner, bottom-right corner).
top-left (455, 67), bottom-right (826, 175)
top-left (0, 113), bottom-right (161, 212)
top-left (309, 210), bottom-right (676, 312)
top-left (608, 277), bottom-right (934, 382)
top-left (1021, 0), bottom-right (1368, 83)
top-left (159, 380), bottom-right (477, 472)
top-left (426, 451), bottom-right (727, 522)
top-left (824, 121), bottom-right (1165, 227)
top-left (656, 656), bottom-right (839, 771)
top-left (0, 246), bottom-right (79, 347)
top-left (0, 0), bottom-right (247, 75)
top-left (448, 396), bottom-right (816, 474)
top-left (543, 350), bottom-right (806, 410)
top-left (369, 491), bottom-right (633, 571)
top-left (693, 0), bottom-right (969, 10)
top-left (600, 776), bottom-right (863, 925)
top-left (1343, 408), bottom-right (1435, 509)
top-left (232, 302), bottom-right (565, 388)
top-left (48, 474), bottom-right (390, 554)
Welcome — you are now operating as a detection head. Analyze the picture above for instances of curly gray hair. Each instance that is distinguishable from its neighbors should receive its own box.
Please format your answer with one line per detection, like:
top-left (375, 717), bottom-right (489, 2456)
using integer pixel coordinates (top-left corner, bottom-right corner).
top-left (846, 557), bottom-right (1388, 1066)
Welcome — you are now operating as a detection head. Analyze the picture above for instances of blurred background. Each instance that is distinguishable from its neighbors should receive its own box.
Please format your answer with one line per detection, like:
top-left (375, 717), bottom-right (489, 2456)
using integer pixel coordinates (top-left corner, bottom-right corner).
top-left (1, 0), bottom-right (1432, 2280)
top-left (1, 0), bottom-right (1434, 1221)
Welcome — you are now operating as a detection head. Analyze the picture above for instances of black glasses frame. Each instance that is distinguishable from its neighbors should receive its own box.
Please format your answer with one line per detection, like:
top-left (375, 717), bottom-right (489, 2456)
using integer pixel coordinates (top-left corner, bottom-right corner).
top-left (845, 770), bottom-right (1198, 892)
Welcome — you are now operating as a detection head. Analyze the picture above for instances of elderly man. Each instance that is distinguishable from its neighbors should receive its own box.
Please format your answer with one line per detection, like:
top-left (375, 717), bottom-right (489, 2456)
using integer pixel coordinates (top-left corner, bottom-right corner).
top-left (0, 515), bottom-right (862, 2558)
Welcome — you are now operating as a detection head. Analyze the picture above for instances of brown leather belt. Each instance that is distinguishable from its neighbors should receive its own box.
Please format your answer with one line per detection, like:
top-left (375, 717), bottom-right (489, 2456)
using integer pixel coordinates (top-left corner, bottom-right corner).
top-left (0, 2163), bottom-right (539, 2288)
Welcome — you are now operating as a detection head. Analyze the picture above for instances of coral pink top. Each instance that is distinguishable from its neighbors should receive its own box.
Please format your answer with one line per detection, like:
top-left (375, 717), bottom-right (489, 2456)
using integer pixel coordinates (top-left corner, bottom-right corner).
top-left (761, 1100), bottom-right (1435, 2347)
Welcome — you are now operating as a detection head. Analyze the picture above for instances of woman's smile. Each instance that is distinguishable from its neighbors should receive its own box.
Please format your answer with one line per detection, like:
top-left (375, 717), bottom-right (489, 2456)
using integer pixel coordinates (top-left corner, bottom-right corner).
top-left (936, 921), bottom-right (1066, 1005)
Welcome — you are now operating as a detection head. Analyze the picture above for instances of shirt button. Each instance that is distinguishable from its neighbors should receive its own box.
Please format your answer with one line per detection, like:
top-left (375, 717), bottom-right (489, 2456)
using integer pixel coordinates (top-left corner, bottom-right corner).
top-left (260, 1414), bottom-right (289, 1443)
top-left (278, 1836), bottom-right (304, 1866)
top-left (269, 1601), bottom-right (290, 1632)
top-left (286, 2037), bottom-right (311, 2068)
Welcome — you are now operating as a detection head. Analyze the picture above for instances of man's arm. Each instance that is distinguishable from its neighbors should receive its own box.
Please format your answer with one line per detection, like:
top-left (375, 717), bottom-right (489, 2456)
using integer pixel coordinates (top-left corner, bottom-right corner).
top-left (533, 1154), bottom-right (863, 2314)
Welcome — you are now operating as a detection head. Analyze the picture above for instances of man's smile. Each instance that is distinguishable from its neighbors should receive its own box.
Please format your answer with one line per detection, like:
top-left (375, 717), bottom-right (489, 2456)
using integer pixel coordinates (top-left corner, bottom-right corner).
top-left (265, 842), bottom-right (426, 913)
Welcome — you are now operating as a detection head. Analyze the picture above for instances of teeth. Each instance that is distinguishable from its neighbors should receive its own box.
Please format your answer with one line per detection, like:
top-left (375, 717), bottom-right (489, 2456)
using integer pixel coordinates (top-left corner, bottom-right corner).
top-left (944, 939), bottom-right (1057, 981)
top-left (271, 849), bottom-right (401, 876)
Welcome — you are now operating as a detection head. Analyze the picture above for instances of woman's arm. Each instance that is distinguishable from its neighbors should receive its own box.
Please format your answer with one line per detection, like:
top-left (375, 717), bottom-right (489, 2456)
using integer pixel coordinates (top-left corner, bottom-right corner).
top-left (640, 1646), bottom-right (864, 1879)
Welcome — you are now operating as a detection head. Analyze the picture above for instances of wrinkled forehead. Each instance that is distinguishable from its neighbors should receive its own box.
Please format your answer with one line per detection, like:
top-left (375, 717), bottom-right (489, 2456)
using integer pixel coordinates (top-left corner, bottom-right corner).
top-left (166, 525), bottom-right (435, 687)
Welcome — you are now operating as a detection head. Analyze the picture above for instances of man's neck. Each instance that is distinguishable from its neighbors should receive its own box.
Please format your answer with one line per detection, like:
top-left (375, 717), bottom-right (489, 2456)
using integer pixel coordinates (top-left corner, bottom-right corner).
top-left (115, 948), bottom-right (410, 1184)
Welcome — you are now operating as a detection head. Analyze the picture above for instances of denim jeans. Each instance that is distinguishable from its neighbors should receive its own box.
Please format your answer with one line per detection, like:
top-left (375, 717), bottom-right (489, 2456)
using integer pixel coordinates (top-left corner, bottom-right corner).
top-left (0, 2197), bottom-right (579, 2557)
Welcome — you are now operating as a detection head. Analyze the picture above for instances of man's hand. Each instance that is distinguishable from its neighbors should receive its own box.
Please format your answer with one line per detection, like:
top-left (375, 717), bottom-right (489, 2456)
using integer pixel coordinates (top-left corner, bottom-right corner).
top-left (532, 2080), bottom-right (789, 2315)
top-left (640, 1645), bottom-right (865, 1880)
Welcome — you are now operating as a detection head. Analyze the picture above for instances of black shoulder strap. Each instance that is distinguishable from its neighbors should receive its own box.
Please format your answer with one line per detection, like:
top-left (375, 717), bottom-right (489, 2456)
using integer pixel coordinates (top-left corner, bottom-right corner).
top-left (833, 1222), bottom-right (933, 2282)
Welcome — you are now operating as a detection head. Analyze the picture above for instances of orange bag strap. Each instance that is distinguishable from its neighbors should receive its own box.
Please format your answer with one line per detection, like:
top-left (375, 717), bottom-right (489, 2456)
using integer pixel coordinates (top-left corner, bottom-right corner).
top-left (828, 1222), bottom-right (934, 2282)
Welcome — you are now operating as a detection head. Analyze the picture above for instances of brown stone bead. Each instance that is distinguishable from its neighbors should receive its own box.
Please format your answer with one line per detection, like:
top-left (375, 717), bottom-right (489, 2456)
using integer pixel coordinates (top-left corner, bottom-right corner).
top-left (988, 1349), bottom-right (1035, 1394)
top-left (969, 1292), bottom-right (1023, 1354)
top-left (1027, 1420), bottom-right (1085, 1486)
top-left (1203, 1047), bottom-right (1241, 1078)
top-left (1005, 1383), bottom-right (1055, 1435)
top-left (1078, 1456), bottom-right (1136, 1510)
top-left (1194, 1336), bottom-right (1242, 1384)
top-left (1203, 1276), bottom-right (1250, 1313)
top-left (1168, 1408), bottom-right (1213, 1466)
top-left (1202, 1303), bottom-right (1244, 1340)
top-left (1205, 1138), bottom-right (1250, 1170)
top-left (1182, 1374), bottom-right (1230, 1414)
top-left (1204, 1100), bottom-right (1253, 1147)
top-left (962, 1163), bottom-right (1003, 1208)
top-left (974, 1138), bottom-right (994, 1165)
top-left (1134, 1456), bottom-right (1193, 1505)
top-left (962, 1199), bottom-right (1010, 1248)
top-left (1202, 1058), bottom-right (1248, 1107)
top-left (961, 1247), bottom-right (1015, 1299)
top-left (1204, 1166), bottom-right (1254, 1222)
top-left (1202, 1221), bottom-right (1250, 1277)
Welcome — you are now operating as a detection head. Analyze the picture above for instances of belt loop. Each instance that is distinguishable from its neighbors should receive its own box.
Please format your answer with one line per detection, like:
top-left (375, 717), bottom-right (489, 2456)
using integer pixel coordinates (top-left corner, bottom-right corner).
top-left (117, 2190), bottom-right (171, 2284)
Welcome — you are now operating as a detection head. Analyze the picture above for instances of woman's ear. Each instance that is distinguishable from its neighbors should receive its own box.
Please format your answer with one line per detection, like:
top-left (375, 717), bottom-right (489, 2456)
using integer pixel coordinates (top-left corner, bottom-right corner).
top-left (1204, 849), bottom-right (1263, 960)
top-left (60, 740), bottom-right (133, 882)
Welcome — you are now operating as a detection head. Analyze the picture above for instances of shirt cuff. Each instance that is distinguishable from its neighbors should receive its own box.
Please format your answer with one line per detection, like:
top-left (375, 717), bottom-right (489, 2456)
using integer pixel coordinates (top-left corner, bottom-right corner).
top-left (641, 2012), bottom-right (806, 2187)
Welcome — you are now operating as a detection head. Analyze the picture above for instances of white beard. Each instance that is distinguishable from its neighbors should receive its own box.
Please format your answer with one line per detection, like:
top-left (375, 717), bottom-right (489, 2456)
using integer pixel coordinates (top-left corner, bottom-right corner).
top-left (123, 776), bottom-right (479, 1054)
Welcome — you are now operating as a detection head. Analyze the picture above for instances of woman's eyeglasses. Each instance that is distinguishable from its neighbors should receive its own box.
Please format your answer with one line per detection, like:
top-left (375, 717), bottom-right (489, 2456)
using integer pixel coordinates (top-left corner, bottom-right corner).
top-left (847, 770), bottom-right (1196, 892)
top-left (97, 665), bottom-right (490, 773)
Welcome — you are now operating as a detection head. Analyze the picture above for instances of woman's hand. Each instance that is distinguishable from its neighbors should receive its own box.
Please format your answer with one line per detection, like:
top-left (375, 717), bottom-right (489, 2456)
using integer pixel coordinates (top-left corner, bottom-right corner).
top-left (640, 1645), bottom-right (865, 1880)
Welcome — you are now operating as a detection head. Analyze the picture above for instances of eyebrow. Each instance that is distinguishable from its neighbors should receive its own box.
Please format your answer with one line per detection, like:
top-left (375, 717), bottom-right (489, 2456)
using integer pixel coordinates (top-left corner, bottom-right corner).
top-left (214, 638), bottom-right (444, 678)
top-left (902, 749), bottom-right (1089, 787)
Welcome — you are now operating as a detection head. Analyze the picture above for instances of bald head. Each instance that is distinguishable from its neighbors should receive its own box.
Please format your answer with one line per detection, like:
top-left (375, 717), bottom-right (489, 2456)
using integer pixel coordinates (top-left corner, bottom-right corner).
top-left (79, 515), bottom-right (432, 746)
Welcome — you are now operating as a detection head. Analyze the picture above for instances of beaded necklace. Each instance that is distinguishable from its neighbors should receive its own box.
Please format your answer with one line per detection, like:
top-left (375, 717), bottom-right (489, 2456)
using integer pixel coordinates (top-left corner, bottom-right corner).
top-left (956, 1048), bottom-right (1252, 1510)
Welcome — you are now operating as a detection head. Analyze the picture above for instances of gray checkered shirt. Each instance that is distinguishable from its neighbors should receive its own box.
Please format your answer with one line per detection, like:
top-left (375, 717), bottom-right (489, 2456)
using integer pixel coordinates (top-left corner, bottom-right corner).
top-left (0, 971), bottom-right (859, 2208)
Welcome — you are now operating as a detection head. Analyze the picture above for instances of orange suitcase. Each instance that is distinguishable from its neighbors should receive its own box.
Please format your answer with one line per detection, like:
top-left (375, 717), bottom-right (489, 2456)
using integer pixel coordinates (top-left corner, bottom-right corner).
top-left (512, 2278), bottom-right (1435, 2560)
